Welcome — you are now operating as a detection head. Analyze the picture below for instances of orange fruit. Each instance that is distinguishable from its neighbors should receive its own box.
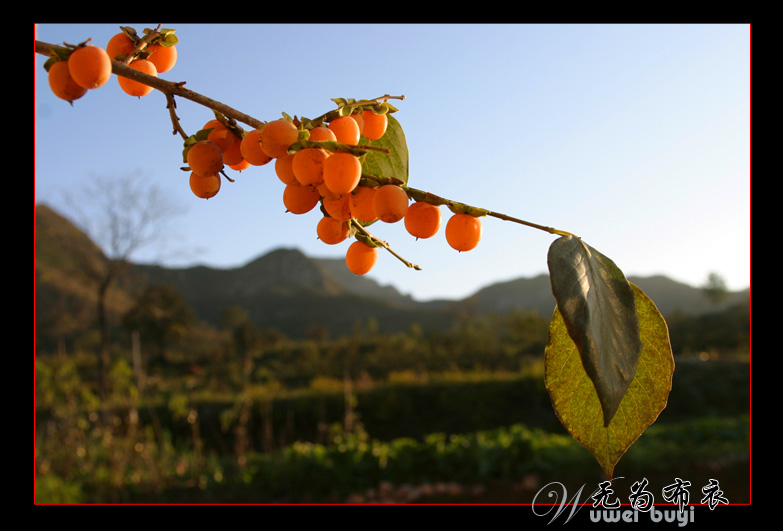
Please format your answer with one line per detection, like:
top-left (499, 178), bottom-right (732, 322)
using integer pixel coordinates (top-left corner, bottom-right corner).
top-left (117, 59), bottom-right (157, 97)
top-left (202, 118), bottom-right (225, 130)
top-left (328, 116), bottom-right (361, 145)
top-left (372, 184), bottom-right (409, 223)
top-left (68, 45), bottom-right (112, 89)
top-left (204, 120), bottom-right (237, 153)
top-left (322, 193), bottom-right (352, 221)
top-left (229, 159), bottom-right (251, 171)
top-left (404, 201), bottom-right (442, 239)
top-left (316, 216), bottom-right (350, 245)
top-left (349, 186), bottom-right (378, 223)
top-left (445, 213), bottom-right (482, 252)
top-left (106, 32), bottom-right (134, 60)
top-left (260, 119), bottom-right (299, 159)
top-left (48, 60), bottom-right (87, 103)
top-left (317, 182), bottom-right (340, 201)
top-left (282, 182), bottom-right (320, 214)
top-left (292, 148), bottom-right (329, 187)
top-left (189, 172), bottom-right (221, 199)
top-left (308, 126), bottom-right (336, 142)
top-left (350, 113), bottom-right (365, 135)
top-left (240, 128), bottom-right (272, 166)
top-left (361, 110), bottom-right (388, 140)
top-left (323, 151), bottom-right (362, 196)
top-left (345, 241), bottom-right (378, 275)
top-left (187, 140), bottom-right (224, 176)
top-left (221, 136), bottom-right (244, 166)
top-left (275, 153), bottom-right (297, 185)
top-left (147, 43), bottom-right (177, 73)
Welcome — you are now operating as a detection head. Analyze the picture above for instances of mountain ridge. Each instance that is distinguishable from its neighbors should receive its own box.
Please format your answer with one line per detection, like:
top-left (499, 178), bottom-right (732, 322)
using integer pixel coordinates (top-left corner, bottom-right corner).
top-left (35, 203), bottom-right (749, 339)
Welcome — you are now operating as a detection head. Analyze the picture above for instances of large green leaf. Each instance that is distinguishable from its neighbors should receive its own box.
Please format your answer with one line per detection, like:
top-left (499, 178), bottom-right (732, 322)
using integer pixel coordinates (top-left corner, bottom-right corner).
top-left (547, 235), bottom-right (642, 426)
top-left (545, 283), bottom-right (674, 478)
top-left (360, 113), bottom-right (409, 184)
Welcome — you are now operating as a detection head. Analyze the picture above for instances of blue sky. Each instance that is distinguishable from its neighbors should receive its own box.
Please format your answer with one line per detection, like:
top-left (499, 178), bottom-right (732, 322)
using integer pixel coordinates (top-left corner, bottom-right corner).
top-left (35, 23), bottom-right (750, 302)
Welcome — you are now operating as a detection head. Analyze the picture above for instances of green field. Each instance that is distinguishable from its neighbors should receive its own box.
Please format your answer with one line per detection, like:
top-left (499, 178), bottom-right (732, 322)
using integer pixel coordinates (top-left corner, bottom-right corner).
top-left (34, 350), bottom-right (750, 504)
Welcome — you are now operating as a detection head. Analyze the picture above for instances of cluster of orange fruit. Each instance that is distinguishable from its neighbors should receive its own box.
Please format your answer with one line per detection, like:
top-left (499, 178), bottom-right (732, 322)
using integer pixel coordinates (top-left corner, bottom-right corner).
top-left (46, 28), bottom-right (177, 103)
top-left (186, 109), bottom-right (483, 275)
top-left (45, 29), bottom-right (482, 277)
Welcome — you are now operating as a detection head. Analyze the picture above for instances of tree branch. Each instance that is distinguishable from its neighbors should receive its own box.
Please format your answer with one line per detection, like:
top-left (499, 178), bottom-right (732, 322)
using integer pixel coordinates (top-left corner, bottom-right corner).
top-left (36, 40), bottom-right (265, 131)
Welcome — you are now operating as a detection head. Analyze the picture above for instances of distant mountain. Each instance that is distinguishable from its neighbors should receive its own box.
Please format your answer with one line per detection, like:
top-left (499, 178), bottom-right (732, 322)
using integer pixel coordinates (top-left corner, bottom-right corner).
top-left (131, 248), bottom-right (452, 337)
top-left (456, 273), bottom-right (749, 319)
top-left (35, 203), bottom-right (749, 341)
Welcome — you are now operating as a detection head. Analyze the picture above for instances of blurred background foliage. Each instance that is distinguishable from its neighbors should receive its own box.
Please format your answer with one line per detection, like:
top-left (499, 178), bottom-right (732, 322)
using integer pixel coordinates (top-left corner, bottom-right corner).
top-left (35, 198), bottom-right (749, 503)
top-left (34, 291), bottom-right (750, 504)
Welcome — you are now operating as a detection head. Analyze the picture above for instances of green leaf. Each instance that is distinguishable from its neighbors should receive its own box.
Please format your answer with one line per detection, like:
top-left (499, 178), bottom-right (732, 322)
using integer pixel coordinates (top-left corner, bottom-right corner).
top-left (360, 114), bottom-right (409, 184)
top-left (547, 235), bottom-right (642, 426)
top-left (545, 283), bottom-right (674, 479)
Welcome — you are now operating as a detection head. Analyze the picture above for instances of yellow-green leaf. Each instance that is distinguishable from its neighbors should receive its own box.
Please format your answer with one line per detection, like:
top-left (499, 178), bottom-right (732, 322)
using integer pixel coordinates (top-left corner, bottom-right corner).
top-left (544, 283), bottom-right (674, 479)
top-left (360, 114), bottom-right (408, 184)
top-left (547, 235), bottom-right (642, 426)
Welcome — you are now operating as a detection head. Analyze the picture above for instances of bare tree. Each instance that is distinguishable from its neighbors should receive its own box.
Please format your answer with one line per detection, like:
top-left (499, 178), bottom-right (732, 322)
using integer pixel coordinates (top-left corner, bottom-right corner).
top-left (66, 172), bottom-right (180, 400)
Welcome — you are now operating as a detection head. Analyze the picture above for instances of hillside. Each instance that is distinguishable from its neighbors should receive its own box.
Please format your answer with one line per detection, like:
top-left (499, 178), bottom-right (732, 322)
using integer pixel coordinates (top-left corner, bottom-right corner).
top-left (35, 203), bottom-right (749, 341)
top-left (35, 204), bottom-right (135, 344)
top-left (458, 272), bottom-right (749, 319)
top-left (131, 249), bottom-right (454, 337)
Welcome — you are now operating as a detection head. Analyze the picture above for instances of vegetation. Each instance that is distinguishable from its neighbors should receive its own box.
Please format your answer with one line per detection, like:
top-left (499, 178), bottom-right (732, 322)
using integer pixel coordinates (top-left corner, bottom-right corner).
top-left (33, 339), bottom-right (749, 504)
top-left (34, 24), bottom-right (749, 503)
top-left (34, 242), bottom-right (750, 502)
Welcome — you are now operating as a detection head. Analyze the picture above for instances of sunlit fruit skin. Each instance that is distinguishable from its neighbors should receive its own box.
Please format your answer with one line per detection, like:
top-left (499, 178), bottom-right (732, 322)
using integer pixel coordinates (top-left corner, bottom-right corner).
top-left (292, 147), bottom-right (329, 187)
top-left (317, 182), bottom-right (340, 201)
top-left (189, 172), bottom-right (221, 199)
top-left (260, 119), bottom-right (299, 159)
top-left (361, 110), bottom-right (388, 140)
top-left (147, 44), bottom-right (177, 73)
top-left (317, 216), bottom-right (350, 245)
top-left (118, 59), bottom-right (157, 97)
top-left (228, 158), bottom-right (251, 171)
top-left (275, 154), bottom-right (297, 185)
top-left (48, 60), bottom-right (87, 103)
top-left (187, 140), bottom-right (224, 176)
top-left (106, 32), bottom-right (134, 60)
top-left (373, 184), bottom-right (409, 223)
top-left (323, 193), bottom-right (352, 221)
top-left (283, 182), bottom-right (320, 214)
top-left (202, 118), bottom-right (224, 130)
top-left (204, 120), bottom-right (236, 152)
top-left (308, 126), bottom-right (336, 142)
top-left (221, 136), bottom-right (244, 166)
top-left (323, 152), bottom-right (362, 196)
top-left (404, 201), bottom-right (442, 239)
top-left (445, 213), bottom-right (483, 252)
top-left (349, 186), bottom-right (378, 223)
top-left (68, 45), bottom-right (112, 89)
top-left (350, 113), bottom-right (365, 135)
top-left (240, 128), bottom-right (272, 166)
top-left (328, 116), bottom-right (361, 145)
top-left (345, 240), bottom-right (378, 275)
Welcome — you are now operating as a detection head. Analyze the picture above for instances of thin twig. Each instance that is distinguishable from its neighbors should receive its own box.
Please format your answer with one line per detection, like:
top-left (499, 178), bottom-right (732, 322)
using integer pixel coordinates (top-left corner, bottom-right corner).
top-left (36, 38), bottom-right (575, 256)
top-left (359, 173), bottom-right (578, 238)
top-left (349, 219), bottom-right (422, 270)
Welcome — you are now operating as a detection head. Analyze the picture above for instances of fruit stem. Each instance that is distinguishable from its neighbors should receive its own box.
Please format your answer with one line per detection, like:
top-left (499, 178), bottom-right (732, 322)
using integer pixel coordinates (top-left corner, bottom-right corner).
top-left (349, 219), bottom-right (422, 271)
top-left (401, 184), bottom-right (578, 238)
top-left (165, 94), bottom-right (190, 140)
top-left (353, 171), bottom-right (576, 237)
